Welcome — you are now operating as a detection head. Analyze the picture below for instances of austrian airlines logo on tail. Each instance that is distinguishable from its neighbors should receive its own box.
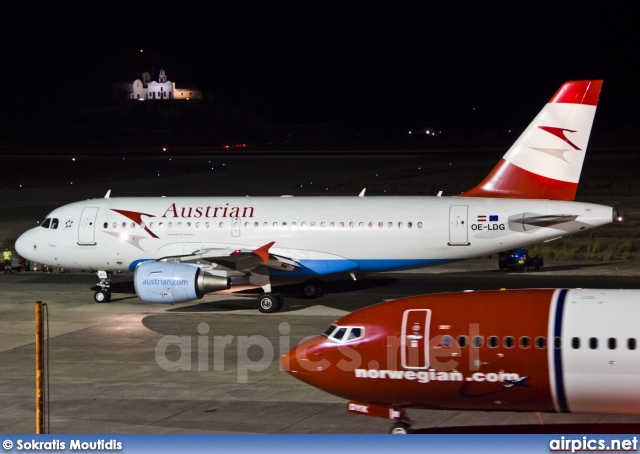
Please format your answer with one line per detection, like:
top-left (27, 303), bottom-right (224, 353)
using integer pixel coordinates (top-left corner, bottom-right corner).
top-left (460, 79), bottom-right (603, 201)
top-left (532, 126), bottom-right (581, 163)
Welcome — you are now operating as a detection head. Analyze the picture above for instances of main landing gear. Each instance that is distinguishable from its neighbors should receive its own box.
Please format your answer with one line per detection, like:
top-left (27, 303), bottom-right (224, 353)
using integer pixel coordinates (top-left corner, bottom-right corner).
top-left (389, 410), bottom-right (414, 434)
top-left (256, 292), bottom-right (284, 313)
top-left (255, 278), bottom-right (326, 313)
top-left (300, 278), bottom-right (324, 299)
top-left (94, 270), bottom-right (112, 303)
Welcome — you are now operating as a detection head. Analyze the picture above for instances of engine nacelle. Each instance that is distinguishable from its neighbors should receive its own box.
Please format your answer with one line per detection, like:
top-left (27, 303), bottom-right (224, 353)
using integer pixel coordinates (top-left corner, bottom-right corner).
top-left (134, 261), bottom-right (230, 303)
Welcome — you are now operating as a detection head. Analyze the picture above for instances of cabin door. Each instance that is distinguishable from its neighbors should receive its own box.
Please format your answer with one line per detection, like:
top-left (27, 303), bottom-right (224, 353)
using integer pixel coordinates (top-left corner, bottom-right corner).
top-left (401, 309), bottom-right (431, 370)
top-left (78, 207), bottom-right (99, 245)
top-left (448, 205), bottom-right (469, 245)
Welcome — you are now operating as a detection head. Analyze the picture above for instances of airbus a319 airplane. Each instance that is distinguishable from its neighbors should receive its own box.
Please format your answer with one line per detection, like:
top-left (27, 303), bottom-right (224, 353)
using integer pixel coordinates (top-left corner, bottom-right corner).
top-left (15, 80), bottom-right (617, 312)
top-left (282, 288), bottom-right (640, 433)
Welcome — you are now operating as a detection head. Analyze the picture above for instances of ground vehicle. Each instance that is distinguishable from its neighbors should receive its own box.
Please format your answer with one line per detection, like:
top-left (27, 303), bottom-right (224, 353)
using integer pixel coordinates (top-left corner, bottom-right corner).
top-left (498, 248), bottom-right (543, 271)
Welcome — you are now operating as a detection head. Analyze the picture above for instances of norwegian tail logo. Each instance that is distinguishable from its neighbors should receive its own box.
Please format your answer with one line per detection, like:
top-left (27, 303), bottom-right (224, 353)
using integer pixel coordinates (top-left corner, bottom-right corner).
top-left (460, 80), bottom-right (603, 201)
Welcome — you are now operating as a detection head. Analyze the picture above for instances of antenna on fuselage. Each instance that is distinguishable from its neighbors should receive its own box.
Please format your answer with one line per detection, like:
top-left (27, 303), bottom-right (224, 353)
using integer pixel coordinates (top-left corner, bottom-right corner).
top-left (359, 188), bottom-right (366, 197)
top-left (104, 190), bottom-right (111, 199)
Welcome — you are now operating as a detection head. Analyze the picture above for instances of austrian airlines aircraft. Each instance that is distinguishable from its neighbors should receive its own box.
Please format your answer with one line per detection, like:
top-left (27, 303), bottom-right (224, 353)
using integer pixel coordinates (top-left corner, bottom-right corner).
top-left (15, 80), bottom-right (616, 312)
top-left (282, 288), bottom-right (640, 433)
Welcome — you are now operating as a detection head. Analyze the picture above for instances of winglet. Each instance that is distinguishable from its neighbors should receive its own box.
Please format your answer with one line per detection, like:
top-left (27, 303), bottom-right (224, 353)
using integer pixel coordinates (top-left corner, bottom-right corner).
top-left (253, 242), bottom-right (275, 262)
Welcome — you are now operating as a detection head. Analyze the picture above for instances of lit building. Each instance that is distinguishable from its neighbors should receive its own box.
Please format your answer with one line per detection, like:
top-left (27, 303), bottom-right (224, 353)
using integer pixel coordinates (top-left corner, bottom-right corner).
top-left (113, 68), bottom-right (202, 101)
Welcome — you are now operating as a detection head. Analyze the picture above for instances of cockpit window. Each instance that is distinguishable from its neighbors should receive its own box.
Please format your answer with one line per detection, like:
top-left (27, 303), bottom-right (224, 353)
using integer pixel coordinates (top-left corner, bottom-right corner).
top-left (323, 324), bottom-right (337, 337)
top-left (322, 324), bottom-right (365, 344)
top-left (39, 218), bottom-right (59, 229)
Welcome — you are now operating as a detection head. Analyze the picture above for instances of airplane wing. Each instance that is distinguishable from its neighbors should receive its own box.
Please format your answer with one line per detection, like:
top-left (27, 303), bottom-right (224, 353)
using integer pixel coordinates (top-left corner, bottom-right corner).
top-left (158, 242), bottom-right (298, 274)
top-left (158, 242), bottom-right (360, 276)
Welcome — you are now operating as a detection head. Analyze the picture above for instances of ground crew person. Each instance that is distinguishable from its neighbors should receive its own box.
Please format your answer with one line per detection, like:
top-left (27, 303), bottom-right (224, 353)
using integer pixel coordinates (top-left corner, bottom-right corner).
top-left (3, 248), bottom-right (12, 273)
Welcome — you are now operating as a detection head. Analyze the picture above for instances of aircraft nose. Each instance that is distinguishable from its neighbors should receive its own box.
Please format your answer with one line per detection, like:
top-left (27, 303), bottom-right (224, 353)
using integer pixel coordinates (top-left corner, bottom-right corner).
top-left (15, 228), bottom-right (36, 260)
top-left (281, 336), bottom-right (328, 381)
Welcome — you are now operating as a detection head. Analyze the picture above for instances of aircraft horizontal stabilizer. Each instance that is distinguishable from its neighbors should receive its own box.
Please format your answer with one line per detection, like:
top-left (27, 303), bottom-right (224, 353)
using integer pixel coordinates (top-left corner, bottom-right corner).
top-left (508, 213), bottom-right (579, 231)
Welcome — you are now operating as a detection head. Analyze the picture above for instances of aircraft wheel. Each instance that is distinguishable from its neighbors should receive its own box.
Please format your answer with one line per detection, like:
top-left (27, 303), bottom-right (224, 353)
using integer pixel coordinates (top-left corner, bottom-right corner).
top-left (301, 279), bottom-right (324, 299)
top-left (257, 293), bottom-right (283, 313)
top-left (94, 290), bottom-right (111, 303)
top-left (389, 421), bottom-right (412, 434)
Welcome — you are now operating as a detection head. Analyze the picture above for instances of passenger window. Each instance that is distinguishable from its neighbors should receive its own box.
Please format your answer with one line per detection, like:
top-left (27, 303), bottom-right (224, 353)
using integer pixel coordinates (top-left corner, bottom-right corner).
top-left (504, 336), bottom-right (514, 348)
top-left (408, 222), bottom-right (413, 228)
top-left (608, 338), bottom-right (617, 350)
top-left (122, 222), bottom-right (127, 229)
top-left (378, 222), bottom-right (383, 228)
top-left (398, 222), bottom-right (403, 228)
top-left (418, 222), bottom-right (423, 228)
top-left (103, 222), bottom-right (108, 228)
top-left (554, 337), bottom-right (562, 349)
top-left (442, 335), bottom-right (452, 348)
top-left (112, 222), bottom-right (117, 228)
top-left (349, 222), bottom-right (354, 228)
top-left (368, 222), bottom-right (373, 228)
top-left (457, 335), bottom-right (467, 348)
top-left (472, 336), bottom-right (483, 348)
top-left (519, 336), bottom-right (531, 349)
top-left (388, 222), bottom-right (393, 228)
top-left (535, 336), bottom-right (546, 349)
top-left (488, 336), bottom-right (498, 348)
top-left (359, 222), bottom-right (364, 228)
top-left (572, 337), bottom-right (580, 349)
top-left (628, 338), bottom-right (637, 350)
top-left (589, 337), bottom-right (598, 349)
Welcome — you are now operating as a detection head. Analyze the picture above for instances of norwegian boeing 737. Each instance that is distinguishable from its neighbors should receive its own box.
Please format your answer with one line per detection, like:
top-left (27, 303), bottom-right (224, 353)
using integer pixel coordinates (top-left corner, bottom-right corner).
top-left (15, 80), bottom-right (617, 312)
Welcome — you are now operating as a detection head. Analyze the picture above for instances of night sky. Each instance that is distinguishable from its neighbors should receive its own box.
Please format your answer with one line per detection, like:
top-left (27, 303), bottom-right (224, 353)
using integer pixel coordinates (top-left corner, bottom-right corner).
top-left (3, 2), bottom-right (639, 144)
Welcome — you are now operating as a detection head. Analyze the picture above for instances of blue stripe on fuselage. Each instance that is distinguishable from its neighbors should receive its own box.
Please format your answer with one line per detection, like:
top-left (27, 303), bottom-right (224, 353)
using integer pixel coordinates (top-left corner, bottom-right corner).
top-left (270, 258), bottom-right (460, 276)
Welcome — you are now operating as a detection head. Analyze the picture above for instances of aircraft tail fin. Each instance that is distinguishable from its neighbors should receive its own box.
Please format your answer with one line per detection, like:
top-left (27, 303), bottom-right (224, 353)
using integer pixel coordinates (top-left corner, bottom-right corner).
top-left (460, 80), bottom-right (603, 201)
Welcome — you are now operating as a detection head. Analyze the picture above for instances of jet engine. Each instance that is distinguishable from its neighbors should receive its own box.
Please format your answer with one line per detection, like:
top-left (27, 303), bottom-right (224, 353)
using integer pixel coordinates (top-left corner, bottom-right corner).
top-left (134, 261), bottom-right (230, 303)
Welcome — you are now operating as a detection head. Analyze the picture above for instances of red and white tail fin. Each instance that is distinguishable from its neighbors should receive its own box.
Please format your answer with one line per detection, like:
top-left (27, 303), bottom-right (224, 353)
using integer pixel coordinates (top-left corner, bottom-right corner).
top-left (460, 80), bottom-right (603, 201)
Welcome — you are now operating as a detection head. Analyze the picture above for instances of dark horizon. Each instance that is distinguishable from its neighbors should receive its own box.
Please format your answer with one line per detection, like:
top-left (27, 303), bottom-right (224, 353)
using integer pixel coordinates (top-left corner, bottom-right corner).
top-left (3, 3), bottom-right (639, 147)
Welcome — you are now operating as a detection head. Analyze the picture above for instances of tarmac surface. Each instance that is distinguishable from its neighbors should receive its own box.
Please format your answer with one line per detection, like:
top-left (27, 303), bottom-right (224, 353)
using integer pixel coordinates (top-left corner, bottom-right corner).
top-left (1, 150), bottom-right (639, 434)
top-left (2, 261), bottom-right (640, 434)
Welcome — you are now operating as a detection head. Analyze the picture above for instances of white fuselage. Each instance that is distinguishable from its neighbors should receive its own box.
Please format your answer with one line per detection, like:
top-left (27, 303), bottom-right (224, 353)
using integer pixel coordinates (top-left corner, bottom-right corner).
top-left (15, 195), bottom-right (614, 276)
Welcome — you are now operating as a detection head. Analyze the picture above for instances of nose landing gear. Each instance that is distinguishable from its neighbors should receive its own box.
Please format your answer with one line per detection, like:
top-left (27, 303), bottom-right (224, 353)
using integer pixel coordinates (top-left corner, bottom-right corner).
top-left (94, 270), bottom-right (112, 303)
